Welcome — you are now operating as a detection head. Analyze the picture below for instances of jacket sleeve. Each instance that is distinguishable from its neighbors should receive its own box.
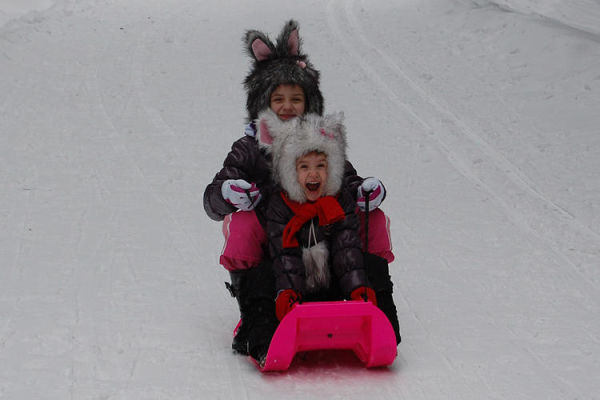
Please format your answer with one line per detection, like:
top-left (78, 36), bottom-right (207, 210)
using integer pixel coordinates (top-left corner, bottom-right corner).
top-left (343, 160), bottom-right (363, 200)
top-left (203, 137), bottom-right (258, 221)
top-left (330, 189), bottom-right (369, 297)
top-left (266, 193), bottom-right (306, 294)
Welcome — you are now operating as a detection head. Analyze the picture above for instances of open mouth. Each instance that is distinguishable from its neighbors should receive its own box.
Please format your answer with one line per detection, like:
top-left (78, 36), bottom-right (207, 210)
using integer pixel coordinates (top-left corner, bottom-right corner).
top-left (279, 114), bottom-right (297, 120)
top-left (305, 182), bottom-right (321, 192)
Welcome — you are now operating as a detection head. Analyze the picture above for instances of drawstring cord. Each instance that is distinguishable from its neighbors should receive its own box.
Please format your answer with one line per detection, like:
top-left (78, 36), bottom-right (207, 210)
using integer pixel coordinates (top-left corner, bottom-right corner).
top-left (281, 219), bottom-right (318, 306)
top-left (308, 219), bottom-right (317, 248)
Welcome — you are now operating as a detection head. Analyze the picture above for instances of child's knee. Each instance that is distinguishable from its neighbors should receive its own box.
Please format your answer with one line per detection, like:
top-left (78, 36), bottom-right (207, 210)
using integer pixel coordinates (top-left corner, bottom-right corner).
top-left (359, 209), bottom-right (395, 263)
top-left (220, 211), bottom-right (266, 271)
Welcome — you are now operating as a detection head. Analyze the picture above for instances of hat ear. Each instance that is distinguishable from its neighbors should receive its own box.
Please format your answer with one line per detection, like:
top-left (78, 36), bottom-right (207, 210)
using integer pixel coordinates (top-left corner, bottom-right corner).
top-left (321, 111), bottom-right (345, 137)
top-left (245, 30), bottom-right (275, 61)
top-left (257, 109), bottom-right (283, 152)
top-left (287, 27), bottom-right (299, 56)
top-left (259, 118), bottom-right (274, 145)
top-left (276, 20), bottom-right (301, 56)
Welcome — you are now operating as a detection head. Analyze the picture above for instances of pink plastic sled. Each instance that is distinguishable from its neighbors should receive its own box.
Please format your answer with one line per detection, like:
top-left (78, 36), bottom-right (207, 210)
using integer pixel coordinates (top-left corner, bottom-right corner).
top-left (258, 300), bottom-right (397, 372)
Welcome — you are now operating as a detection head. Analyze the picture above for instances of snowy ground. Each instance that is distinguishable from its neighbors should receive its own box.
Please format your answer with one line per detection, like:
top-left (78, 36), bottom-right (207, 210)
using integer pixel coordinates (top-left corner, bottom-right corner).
top-left (1, 0), bottom-right (600, 398)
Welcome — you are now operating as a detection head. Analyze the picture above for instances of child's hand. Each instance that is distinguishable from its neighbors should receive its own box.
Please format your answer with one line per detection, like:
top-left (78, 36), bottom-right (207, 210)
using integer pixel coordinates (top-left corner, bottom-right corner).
top-left (221, 179), bottom-right (262, 211)
top-left (350, 286), bottom-right (377, 305)
top-left (357, 177), bottom-right (386, 211)
top-left (275, 289), bottom-right (301, 321)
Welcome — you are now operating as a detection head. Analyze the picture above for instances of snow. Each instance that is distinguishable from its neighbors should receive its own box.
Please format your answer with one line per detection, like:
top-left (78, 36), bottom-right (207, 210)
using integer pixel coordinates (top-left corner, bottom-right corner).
top-left (1, 0), bottom-right (599, 398)
top-left (0, 0), bottom-right (56, 28)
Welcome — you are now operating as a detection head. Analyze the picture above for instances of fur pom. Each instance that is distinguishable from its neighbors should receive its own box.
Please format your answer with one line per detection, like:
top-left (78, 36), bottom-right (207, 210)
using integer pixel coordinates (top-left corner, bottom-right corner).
top-left (302, 240), bottom-right (331, 293)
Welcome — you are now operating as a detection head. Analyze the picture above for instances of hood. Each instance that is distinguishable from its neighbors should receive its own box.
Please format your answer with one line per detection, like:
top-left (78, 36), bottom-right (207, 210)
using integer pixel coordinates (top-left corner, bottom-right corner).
top-left (243, 20), bottom-right (324, 122)
top-left (257, 109), bottom-right (347, 203)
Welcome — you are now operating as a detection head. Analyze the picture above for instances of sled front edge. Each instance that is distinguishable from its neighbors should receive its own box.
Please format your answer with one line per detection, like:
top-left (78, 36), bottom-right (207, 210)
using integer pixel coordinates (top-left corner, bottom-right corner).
top-left (260, 300), bottom-right (397, 372)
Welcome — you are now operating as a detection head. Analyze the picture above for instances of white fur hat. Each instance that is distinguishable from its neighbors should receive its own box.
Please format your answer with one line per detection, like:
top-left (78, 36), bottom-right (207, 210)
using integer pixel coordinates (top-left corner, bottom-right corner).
top-left (257, 109), bottom-right (347, 203)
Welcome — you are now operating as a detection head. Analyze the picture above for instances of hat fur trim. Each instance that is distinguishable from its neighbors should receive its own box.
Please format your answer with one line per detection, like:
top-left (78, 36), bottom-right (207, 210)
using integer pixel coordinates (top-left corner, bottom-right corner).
top-left (257, 109), bottom-right (347, 203)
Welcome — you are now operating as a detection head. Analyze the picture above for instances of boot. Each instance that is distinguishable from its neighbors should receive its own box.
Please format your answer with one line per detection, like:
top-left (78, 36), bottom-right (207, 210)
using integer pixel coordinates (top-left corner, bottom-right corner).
top-left (365, 253), bottom-right (401, 344)
top-left (239, 261), bottom-right (279, 366)
top-left (225, 270), bottom-right (250, 355)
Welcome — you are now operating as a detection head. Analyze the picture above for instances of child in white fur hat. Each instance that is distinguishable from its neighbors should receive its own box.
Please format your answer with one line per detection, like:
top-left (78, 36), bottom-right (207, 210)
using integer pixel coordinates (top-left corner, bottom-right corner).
top-left (257, 110), bottom-right (397, 337)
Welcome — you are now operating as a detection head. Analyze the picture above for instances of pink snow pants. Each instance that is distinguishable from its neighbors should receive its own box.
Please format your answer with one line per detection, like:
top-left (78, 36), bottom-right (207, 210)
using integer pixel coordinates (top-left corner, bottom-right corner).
top-left (220, 209), bottom-right (395, 271)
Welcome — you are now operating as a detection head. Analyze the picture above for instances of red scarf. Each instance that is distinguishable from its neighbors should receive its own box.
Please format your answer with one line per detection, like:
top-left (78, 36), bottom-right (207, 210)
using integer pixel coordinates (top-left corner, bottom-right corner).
top-left (281, 192), bottom-right (346, 248)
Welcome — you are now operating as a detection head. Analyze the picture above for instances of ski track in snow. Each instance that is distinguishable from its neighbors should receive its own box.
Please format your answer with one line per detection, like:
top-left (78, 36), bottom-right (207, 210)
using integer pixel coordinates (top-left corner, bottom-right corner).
top-left (331, 0), bottom-right (600, 275)
top-left (328, 0), bottom-right (600, 295)
top-left (79, 10), bottom-right (266, 398)
top-left (479, 0), bottom-right (600, 39)
top-left (327, 0), bottom-right (599, 397)
top-left (327, 1), bottom-right (500, 397)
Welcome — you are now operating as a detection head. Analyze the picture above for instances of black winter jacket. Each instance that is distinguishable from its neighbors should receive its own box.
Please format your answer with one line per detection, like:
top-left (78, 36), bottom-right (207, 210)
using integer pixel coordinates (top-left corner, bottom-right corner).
top-left (203, 134), bottom-right (364, 226)
top-left (266, 188), bottom-right (369, 298)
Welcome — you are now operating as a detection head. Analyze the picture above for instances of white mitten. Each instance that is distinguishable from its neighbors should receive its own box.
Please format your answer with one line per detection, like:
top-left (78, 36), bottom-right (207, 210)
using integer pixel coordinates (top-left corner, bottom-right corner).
top-left (221, 179), bottom-right (262, 211)
top-left (357, 177), bottom-right (385, 212)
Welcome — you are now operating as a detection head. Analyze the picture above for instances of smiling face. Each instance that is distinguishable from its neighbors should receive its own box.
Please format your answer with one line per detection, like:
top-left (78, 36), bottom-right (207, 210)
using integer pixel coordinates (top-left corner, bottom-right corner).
top-left (270, 84), bottom-right (306, 121)
top-left (295, 151), bottom-right (328, 202)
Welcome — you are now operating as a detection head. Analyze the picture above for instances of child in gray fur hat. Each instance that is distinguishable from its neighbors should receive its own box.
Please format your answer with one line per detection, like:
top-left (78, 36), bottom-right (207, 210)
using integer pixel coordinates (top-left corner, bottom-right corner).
top-left (202, 20), bottom-right (397, 365)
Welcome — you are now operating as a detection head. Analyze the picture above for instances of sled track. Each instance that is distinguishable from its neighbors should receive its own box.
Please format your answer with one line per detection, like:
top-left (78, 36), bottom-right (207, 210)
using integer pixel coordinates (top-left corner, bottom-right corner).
top-left (87, 27), bottom-right (206, 268)
top-left (326, 0), bottom-right (600, 283)
top-left (326, 3), bottom-right (487, 396)
top-left (94, 31), bottom-right (257, 398)
top-left (327, 1), bottom-right (597, 395)
top-left (479, 0), bottom-right (600, 41)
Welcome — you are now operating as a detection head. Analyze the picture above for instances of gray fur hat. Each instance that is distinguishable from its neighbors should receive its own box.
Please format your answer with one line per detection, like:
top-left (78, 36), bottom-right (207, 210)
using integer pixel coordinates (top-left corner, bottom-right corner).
top-left (257, 109), bottom-right (347, 203)
top-left (243, 20), bottom-right (324, 122)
